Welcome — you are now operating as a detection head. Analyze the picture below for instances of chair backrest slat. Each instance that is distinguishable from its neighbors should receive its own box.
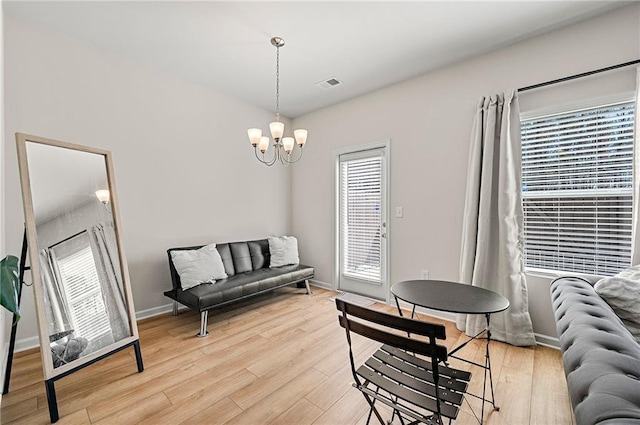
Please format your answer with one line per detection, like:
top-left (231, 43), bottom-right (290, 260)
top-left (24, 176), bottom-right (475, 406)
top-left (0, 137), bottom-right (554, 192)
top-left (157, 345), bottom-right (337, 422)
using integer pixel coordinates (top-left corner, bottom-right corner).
top-left (338, 315), bottom-right (448, 361)
top-left (335, 298), bottom-right (446, 339)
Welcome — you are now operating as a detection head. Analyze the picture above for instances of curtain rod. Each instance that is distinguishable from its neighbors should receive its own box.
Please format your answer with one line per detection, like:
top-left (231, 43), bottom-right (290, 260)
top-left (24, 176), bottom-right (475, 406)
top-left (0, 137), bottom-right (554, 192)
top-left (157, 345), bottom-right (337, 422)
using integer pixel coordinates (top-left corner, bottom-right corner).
top-left (49, 229), bottom-right (87, 249)
top-left (517, 59), bottom-right (640, 93)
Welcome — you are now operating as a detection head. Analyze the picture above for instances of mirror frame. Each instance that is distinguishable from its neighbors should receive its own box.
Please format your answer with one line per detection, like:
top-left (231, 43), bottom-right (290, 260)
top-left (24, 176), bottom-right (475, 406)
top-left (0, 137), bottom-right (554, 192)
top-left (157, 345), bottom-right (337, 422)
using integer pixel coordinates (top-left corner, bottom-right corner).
top-left (16, 133), bottom-right (139, 381)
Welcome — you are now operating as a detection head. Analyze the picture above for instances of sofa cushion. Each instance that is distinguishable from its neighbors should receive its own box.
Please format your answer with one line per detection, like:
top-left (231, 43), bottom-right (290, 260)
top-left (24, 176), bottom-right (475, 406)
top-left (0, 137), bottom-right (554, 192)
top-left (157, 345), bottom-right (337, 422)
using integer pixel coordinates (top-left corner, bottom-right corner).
top-left (595, 265), bottom-right (640, 344)
top-left (215, 243), bottom-right (235, 276)
top-left (268, 236), bottom-right (299, 267)
top-left (170, 244), bottom-right (227, 290)
top-left (176, 264), bottom-right (314, 311)
top-left (230, 242), bottom-right (253, 274)
top-left (248, 239), bottom-right (270, 270)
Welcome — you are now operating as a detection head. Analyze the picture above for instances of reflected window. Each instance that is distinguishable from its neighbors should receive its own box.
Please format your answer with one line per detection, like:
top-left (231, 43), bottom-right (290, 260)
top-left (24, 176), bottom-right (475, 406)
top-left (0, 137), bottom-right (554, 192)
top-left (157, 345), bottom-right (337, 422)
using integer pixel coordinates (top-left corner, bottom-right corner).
top-left (56, 243), bottom-right (112, 341)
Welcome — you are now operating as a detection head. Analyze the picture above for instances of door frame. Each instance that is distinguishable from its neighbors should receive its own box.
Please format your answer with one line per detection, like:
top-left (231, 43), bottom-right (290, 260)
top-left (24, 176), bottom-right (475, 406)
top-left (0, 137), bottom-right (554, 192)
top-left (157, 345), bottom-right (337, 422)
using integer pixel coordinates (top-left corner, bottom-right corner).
top-left (332, 139), bottom-right (391, 303)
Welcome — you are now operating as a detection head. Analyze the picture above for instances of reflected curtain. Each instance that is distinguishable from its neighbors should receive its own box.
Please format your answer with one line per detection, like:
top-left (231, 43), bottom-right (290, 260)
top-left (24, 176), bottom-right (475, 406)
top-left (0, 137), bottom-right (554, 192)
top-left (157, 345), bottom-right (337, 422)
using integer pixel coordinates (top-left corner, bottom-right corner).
top-left (88, 224), bottom-right (130, 341)
top-left (39, 248), bottom-right (73, 339)
top-left (632, 67), bottom-right (640, 265)
top-left (458, 91), bottom-right (536, 346)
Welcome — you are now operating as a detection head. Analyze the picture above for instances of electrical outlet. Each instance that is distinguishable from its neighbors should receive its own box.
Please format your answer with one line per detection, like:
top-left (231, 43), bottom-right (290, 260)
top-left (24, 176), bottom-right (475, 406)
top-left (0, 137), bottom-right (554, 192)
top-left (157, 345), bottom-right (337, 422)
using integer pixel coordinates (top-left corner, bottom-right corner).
top-left (420, 270), bottom-right (429, 280)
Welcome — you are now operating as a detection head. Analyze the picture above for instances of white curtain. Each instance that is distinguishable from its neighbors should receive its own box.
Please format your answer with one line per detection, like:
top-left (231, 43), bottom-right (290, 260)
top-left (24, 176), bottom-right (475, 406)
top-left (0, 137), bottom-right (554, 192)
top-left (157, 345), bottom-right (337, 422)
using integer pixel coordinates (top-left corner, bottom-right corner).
top-left (631, 67), bottom-right (640, 265)
top-left (88, 224), bottom-right (130, 341)
top-left (39, 248), bottom-right (73, 339)
top-left (457, 91), bottom-right (535, 346)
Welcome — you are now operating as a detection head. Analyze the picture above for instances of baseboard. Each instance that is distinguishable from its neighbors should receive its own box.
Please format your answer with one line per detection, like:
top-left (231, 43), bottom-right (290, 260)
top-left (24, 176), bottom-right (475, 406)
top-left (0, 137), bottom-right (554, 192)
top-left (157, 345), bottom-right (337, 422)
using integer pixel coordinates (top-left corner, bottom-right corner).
top-left (534, 333), bottom-right (560, 349)
top-left (309, 279), bottom-right (333, 290)
top-left (14, 335), bottom-right (40, 353)
top-left (136, 303), bottom-right (175, 321)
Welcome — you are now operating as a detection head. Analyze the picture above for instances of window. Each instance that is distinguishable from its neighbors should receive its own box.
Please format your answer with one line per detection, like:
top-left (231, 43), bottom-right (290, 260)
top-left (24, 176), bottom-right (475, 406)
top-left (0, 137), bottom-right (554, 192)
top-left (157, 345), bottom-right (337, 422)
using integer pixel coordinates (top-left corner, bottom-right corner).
top-left (521, 101), bottom-right (636, 276)
top-left (340, 153), bottom-right (383, 283)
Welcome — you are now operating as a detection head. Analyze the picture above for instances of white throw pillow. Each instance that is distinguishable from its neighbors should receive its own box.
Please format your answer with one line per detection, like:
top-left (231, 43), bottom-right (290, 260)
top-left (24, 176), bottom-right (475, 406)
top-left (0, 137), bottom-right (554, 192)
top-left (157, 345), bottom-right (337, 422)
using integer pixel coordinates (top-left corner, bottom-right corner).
top-left (268, 236), bottom-right (300, 268)
top-left (170, 244), bottom-right (227, 290)
top-left (594, 264), bottom-right (640, 343)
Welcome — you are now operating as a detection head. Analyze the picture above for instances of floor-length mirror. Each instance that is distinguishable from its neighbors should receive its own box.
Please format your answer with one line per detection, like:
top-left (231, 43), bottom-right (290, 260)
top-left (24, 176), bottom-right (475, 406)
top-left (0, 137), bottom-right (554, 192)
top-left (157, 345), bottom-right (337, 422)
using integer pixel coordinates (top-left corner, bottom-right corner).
top-left (15, 133), bottom-right (143, 423)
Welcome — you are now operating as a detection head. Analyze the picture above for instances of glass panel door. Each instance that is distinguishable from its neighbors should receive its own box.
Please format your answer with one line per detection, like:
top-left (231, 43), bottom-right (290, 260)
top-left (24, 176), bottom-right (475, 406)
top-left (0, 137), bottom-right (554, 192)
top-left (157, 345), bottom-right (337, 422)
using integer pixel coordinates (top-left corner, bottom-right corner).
top-left (338, 146), bottom-right (388, 300)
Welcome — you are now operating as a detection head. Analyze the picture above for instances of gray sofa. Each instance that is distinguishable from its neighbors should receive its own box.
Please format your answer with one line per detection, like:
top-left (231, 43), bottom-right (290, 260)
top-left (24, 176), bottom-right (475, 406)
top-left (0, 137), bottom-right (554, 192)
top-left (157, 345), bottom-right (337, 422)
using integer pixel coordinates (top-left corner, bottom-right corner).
top-left (165, 239), bottom-right (314, 337)
top-left (550, 276), bottom-right (640, 425)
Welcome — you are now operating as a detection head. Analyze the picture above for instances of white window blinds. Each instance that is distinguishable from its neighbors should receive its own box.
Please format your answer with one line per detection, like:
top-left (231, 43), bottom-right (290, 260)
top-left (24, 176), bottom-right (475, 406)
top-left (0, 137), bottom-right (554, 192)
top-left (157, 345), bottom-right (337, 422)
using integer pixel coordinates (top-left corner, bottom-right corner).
top-left (340, 154), bottom-right (382, 283)
top-left (521, 101), bottom-right (636, 276)
top-left (57, 244), bottom-right (112, 341)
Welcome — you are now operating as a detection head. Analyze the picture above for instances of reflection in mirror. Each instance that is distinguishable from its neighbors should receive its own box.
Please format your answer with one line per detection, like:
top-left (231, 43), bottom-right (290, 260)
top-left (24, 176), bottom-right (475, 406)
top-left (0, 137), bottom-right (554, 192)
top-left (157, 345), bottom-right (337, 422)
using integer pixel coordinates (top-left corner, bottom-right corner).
top-left (25, 142), bottom-right (132, 369)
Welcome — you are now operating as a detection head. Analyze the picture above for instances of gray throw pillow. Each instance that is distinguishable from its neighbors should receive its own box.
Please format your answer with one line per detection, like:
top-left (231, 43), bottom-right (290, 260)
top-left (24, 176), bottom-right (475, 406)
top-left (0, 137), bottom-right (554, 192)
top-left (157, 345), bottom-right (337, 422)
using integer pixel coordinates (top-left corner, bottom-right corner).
top-left (170, 243), bottom-right (227, 290)
top-left (268, 236), bottom-right (300, 268)
top-left (594, 265), bottom-right (640, 344)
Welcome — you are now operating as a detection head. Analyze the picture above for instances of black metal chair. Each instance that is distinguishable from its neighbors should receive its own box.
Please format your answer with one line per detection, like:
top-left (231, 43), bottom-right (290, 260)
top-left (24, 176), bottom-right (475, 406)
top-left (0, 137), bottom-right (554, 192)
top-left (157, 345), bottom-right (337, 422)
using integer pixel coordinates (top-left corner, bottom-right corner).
top-left (336, 298), bottom-right (471, 425)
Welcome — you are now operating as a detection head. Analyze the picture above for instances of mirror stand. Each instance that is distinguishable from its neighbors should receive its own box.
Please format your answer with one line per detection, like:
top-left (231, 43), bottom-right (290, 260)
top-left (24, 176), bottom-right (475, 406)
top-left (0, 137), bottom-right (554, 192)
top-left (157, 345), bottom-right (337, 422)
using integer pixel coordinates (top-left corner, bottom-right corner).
top-left (15, 133), bottom-right (145, 423)
top-left (3, 229), bottom-right (144, 423)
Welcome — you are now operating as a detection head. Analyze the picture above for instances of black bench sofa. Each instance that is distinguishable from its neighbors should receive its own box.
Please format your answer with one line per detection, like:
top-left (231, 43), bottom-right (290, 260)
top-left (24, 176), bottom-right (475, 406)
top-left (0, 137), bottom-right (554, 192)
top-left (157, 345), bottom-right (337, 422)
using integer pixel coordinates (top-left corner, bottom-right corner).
top-left (550, 276), bottom-right (640, 425)
top-left (165, 239), bottom-right (314, 337)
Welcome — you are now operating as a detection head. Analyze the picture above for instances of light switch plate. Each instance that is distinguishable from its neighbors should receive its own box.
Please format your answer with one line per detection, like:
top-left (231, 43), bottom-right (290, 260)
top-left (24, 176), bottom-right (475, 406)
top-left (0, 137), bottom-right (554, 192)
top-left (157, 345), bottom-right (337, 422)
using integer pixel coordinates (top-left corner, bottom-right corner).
top-left (395, 207), bottom-right (403, 218)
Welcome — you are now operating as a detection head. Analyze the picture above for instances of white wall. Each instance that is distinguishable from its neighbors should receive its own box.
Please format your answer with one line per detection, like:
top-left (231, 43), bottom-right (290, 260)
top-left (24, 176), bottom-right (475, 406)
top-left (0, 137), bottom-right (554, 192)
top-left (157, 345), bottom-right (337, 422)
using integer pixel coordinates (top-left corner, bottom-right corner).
top-left (3, 5), bottom-right (639, 352)
top-left (0, 1), bottom-right (6, 396)
top-left (291, 4), bottom-right (640, 343)
top-left (3, 17), bottom-right (292, 346)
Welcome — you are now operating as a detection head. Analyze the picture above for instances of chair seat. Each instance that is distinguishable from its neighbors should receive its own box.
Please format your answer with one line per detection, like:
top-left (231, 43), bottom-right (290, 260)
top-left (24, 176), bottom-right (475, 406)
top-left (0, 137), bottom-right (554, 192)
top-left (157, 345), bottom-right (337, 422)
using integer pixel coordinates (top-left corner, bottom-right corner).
top-left (357, 346), bottom-right (470, 420)
top-left (336, 299), bottom-right (473, 425)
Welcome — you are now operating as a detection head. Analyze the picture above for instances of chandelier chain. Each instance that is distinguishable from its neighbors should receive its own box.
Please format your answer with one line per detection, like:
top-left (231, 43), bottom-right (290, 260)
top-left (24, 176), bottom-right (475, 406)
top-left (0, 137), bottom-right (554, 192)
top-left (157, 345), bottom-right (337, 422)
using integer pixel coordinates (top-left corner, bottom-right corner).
top-left (275, 44), bottom-right (280, 118)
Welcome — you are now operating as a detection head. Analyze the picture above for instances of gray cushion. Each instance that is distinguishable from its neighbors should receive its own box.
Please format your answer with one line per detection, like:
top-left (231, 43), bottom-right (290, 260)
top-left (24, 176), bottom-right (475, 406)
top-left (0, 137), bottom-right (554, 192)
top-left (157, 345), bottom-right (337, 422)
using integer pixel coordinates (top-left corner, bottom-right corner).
top-left (176, 264), bottom-right (314, 311)
top-left (594, 266), bottom-right (640, 343)
top-left (230, 242), bottom-right (253, 274)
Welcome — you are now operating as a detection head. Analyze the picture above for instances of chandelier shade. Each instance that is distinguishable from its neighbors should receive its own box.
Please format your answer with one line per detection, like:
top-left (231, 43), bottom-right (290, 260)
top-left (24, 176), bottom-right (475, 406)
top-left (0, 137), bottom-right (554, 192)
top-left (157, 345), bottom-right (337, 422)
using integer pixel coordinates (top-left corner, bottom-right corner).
top-left (248, 37), bottom-right (308, 166)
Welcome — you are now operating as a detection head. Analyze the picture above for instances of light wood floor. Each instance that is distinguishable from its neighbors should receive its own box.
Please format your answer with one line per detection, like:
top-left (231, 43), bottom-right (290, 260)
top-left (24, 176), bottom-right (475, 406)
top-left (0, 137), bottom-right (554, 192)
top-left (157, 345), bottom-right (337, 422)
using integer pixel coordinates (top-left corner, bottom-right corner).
top-left (1, 287), bottom-right (574, 425)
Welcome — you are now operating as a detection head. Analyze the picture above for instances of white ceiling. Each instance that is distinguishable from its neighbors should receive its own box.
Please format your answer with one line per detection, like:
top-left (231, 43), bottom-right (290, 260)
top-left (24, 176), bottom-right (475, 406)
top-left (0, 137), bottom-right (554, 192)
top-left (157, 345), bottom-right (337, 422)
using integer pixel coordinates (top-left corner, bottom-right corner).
top-left (3, 1), bottom-right (629, 118)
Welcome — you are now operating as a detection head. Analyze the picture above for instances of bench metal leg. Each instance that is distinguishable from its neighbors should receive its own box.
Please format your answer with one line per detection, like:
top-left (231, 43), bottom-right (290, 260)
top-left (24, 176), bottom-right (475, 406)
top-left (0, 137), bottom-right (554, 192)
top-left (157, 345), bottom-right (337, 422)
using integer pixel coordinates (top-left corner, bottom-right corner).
top-left (305, 279), bottom-right (313, 296)
top-left (197, 310), bottom-right (209, 337)
top-left (172, 301), bottom-right (179, 316)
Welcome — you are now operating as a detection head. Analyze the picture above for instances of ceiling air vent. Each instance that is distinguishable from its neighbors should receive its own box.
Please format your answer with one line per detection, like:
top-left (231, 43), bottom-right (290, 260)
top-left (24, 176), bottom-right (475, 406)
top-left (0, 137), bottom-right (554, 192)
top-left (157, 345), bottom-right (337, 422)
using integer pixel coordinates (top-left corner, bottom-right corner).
top-left (316, 77), bottom-right (342, 90)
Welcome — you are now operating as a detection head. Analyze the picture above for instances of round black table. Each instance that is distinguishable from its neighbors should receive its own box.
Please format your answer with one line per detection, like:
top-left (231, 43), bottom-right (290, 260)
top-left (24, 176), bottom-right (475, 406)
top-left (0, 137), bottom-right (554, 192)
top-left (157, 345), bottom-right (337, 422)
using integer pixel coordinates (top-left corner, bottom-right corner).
top-left (390, 279), bottom-right (509, 423)
top-left (391, 279), bottom-right (509, 315)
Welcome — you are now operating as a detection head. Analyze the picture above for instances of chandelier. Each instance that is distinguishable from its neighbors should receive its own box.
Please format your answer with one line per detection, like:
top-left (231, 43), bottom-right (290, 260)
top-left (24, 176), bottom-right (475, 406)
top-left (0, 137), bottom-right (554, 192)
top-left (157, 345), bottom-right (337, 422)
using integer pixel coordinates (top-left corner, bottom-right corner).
top-left (248, 37), bottom-right (308, 166)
